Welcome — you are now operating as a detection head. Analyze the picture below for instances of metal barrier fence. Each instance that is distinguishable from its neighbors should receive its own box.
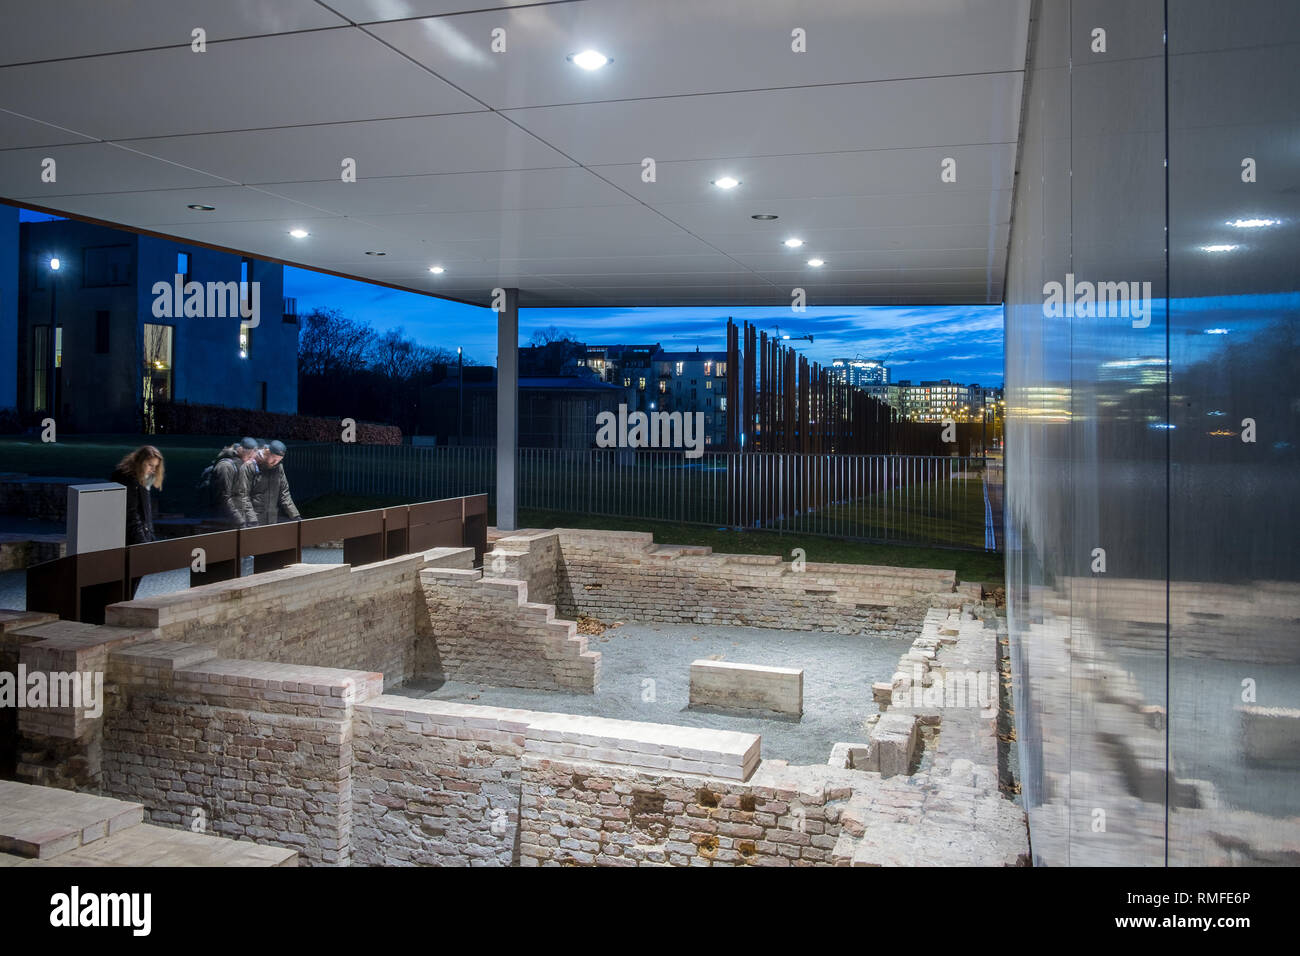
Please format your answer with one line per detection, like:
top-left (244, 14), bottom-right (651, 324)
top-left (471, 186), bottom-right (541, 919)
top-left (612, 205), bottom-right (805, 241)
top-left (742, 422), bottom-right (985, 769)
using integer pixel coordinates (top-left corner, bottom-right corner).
top-left (290, 444), bottom-right (999, 551)
top-left (27, 494), bottom-right (488, 624)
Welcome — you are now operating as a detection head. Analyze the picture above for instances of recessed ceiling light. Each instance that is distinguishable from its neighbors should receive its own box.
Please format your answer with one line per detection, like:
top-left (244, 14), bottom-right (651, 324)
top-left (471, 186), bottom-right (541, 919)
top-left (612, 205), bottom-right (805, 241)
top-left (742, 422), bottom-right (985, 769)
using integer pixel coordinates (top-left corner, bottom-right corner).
top-left (807, 258), bottom-right (825, 267)
top-left (567, 50), bottom-right (610, 70)
top-left (751, 214), bottom-right (778, 221)
top-left (187, 203), bottom-right (216, 211)
top-left (429, 266), bottom-right (445, 274)
top-left (784, 238), bottom-right (805, 248)
top-left (711, 176), bottom-right (741, 190)
top-left (1200, 244), bottom-right (1237, 253)
top-left (289, 228), bottom-right (309, 239)
top-left (1226, 218), bottom-right (1279, 228)
top-left (365, 251), bottom-right (387, 256)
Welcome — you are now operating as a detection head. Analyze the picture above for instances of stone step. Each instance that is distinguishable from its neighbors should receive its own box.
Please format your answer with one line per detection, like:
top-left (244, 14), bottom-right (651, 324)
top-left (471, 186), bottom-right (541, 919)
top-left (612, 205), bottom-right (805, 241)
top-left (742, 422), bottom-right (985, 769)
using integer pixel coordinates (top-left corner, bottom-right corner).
top-left (0, 779), bottom-right (142, 859)
top-left (10, 822), bottom-right (297, 867)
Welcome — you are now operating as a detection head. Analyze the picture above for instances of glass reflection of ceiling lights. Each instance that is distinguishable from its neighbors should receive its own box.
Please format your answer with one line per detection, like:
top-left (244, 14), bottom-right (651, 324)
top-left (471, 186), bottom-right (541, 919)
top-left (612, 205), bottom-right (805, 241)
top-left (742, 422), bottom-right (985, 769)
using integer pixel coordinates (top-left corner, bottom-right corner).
top-left (1200, 243), bottom-right (1238, 253)
top-left (1226, 218), bottom-right (1280, 228)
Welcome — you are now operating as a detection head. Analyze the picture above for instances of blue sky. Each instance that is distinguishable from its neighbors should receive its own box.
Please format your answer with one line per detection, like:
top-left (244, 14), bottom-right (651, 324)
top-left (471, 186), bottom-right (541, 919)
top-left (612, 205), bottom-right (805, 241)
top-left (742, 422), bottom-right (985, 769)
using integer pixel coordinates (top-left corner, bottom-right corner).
top-left (285, 266), bottom-right (1006, 386)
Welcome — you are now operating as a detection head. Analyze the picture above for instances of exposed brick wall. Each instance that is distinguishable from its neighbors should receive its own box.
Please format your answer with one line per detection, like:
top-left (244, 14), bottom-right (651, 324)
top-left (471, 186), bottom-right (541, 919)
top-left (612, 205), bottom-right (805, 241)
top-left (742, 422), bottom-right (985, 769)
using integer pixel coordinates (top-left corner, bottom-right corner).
top-left (518, 756), bottom-right (852, 867)
top-left (106, 547), bottom-right (475, 687)
top-left (418, 568), bottom-right (598, 692)
top-left (352, 697), bottom-right (528, 866)
top-left (102, 640), bottom-right (383, 866)
top-left (497, 529), bottom-right (961, 640)
top-left (489, 532), bottom-right (561, 606)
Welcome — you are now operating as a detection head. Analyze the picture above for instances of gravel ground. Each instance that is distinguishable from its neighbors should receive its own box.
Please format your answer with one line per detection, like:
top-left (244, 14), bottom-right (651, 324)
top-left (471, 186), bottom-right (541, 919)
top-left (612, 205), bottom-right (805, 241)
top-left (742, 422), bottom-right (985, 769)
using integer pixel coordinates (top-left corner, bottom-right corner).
top-left (392, 619), bottom-right (908, 766)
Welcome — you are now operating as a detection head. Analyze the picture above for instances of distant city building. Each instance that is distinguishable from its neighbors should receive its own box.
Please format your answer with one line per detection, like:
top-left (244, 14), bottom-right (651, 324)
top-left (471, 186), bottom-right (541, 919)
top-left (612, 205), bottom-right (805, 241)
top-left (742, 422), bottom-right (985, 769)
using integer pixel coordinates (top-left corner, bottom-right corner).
top-left (894, 379), bottom-right (974, 421)
top-left (651, 348), bottom-right (728, 448)
top-left (830, 358), bottom-right (889, 388)
top-left (14, 213), bottom-right (296, 433)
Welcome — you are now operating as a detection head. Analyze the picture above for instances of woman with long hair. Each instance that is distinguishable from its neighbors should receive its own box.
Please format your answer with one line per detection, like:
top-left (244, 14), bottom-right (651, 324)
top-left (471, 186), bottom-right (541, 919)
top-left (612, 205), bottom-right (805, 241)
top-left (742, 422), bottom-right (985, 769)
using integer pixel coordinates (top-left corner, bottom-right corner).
top-left (111, 445), bottom-right (164, 546)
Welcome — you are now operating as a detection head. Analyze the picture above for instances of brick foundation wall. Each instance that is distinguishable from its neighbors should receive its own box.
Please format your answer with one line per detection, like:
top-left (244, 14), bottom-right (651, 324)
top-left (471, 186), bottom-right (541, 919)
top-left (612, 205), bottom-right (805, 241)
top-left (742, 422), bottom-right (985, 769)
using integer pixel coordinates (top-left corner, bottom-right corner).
top-left (418, 568), bottom-right (598, 692)
top-left (518, 756), bottom-right (853, 867)
top-left (351, 697), bottom-right (529, 866)
top-left (102, 640), bottom-right (383, 866)
top-left (502, 529), bottom-right (962, 640)
top-left (105, 547), bottom-right (475, 686)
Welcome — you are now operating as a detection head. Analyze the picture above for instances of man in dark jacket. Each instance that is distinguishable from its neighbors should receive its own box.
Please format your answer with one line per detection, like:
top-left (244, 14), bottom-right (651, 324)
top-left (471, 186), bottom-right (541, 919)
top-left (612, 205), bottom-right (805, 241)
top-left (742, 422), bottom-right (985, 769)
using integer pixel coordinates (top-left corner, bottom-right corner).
top-left (210, 437), bottom-right (258, 528)
top-left (235, 439), bottom-right (301, 527)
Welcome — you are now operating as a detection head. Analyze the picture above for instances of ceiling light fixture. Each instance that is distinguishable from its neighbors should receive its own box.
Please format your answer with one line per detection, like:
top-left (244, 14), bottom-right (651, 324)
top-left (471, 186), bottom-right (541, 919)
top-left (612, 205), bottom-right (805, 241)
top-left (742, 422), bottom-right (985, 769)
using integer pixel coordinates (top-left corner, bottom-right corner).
top-left (1226, 218), bottom-right (1279, 228)
top-left (1200, 244), bottom-right (1237, 253)
top-left (429, 266), bottom-right (445, 274)
top-left (568, 50), bottom-right (610, 70)
top-left (289, 228), bottom-right (309, 239)
top-left (807, 258), bottom-right (825, 267)
top-left (187, 203), bottom-right (216, 211)
top-left (784, 238), bottom-right (804, 248)
top-left (712, 176), bottom-right (741, 190)
top-left (751, 214), bottom-right (778, 221)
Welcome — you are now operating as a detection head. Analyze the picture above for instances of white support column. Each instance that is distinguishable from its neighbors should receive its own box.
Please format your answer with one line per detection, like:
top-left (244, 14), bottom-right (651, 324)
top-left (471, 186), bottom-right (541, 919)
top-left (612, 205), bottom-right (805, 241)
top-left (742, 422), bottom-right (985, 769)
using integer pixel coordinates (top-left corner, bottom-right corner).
top-left (496, 287), bottom-right (519, 531)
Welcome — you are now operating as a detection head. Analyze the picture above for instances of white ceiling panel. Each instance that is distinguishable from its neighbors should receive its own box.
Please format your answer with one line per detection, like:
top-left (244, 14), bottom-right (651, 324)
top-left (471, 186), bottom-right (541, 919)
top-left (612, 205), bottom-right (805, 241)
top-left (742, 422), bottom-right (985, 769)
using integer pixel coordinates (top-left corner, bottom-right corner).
top-left (260, 167), bottom-right (636, 217)
top-left (590, 144), bottom-right (1019, 205)
top-left (0, 0), bottom-right (1032, 307)
top-left (357, 204), bottom-right (688, 242)
top-left (714, 224), bottom-right (1012, 259)
top-left (118, 113), bottom-right (571, 185)
top-left (655, 190), bottom-right (1013, 235)
top-left (330, 0), bottom-right (551, 23)
top-left (0, 0), bottom-right (348, 66)
top-left (368, 0), bottom-right (1030, 110)
top-left (501, 72), bottom-right (1024, 166)
top-left (0, 30), bottom-right (482, 140)
top-left (0, 108), bottom-right (98, 149)
top-left (22, 185), bottom-right (340, 228)
top-left (0, 143), bottom-right (232, 198)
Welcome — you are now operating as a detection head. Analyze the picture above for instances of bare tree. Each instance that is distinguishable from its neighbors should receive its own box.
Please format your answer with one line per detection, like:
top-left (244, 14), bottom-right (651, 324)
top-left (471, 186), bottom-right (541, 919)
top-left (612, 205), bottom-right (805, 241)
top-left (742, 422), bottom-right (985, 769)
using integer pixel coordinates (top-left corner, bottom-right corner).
top-left (528, 325), bottom-right (578, 346)
top-left (298, 307), bottom-right (373, 377)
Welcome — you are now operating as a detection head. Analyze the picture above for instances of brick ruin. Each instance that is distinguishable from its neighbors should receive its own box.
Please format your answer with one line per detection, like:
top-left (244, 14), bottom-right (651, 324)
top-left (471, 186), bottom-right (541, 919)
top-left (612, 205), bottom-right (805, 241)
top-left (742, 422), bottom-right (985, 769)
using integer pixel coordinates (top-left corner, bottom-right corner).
top-left (1, 528), bottom-right (1028, 866)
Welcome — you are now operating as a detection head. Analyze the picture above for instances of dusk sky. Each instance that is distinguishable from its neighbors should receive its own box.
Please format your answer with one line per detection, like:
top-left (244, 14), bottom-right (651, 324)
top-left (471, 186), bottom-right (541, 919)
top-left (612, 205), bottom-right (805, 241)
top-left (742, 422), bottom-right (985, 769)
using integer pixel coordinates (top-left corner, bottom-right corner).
top-left (285, 266), bottom-right (1006, 386)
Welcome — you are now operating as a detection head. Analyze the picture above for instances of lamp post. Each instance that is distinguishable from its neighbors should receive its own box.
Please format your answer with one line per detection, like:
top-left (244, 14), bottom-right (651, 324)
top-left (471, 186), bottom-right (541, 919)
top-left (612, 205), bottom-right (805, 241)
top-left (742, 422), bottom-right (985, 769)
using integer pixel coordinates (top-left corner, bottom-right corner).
top-left (47, 257), bottom-right (60, 417)
top-left (457, 346), bottom-right (463, 446)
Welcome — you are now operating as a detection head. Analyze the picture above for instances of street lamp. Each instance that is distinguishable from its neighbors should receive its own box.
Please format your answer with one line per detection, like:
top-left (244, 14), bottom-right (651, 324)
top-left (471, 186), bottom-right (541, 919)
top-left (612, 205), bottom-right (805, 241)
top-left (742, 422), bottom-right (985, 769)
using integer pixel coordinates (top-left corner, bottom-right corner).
top-left (46, 256), bottom-right (61, 417)
top-left (457, 346), bottom-right (464, 446)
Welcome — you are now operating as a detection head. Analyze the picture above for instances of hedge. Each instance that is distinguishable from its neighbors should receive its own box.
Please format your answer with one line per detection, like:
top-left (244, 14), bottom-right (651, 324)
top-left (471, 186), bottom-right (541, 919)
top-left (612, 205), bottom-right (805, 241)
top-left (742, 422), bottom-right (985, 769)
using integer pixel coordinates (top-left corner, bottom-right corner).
top-left (152, 401), bottom-right (402, 445)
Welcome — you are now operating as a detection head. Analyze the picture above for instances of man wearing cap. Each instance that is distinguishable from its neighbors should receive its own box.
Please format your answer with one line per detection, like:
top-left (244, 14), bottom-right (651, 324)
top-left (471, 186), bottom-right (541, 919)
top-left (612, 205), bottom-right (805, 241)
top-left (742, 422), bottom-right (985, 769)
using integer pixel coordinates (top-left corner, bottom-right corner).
top-left (209, 437), bottom-right (259, 528)
top-left (235, 439), bottom-right (302, 528)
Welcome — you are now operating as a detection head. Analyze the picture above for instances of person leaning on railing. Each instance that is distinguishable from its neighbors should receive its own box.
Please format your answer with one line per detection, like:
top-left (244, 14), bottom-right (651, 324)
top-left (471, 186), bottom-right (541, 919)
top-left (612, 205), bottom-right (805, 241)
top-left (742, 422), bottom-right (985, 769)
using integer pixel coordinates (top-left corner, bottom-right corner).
top-left (111, 445), bottom-right (163, 545)
top-left (112, 445), bottom-right (164, 598)
top-left (234, 439), bottom-right (302, 527)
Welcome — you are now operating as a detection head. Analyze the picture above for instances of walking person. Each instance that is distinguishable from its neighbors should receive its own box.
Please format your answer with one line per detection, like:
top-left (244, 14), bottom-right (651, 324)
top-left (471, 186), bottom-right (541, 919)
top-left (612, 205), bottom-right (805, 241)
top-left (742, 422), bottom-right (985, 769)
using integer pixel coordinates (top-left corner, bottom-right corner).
top-left (111, 445), bottom-right (163, 597)
top-left (201, 437), bottom-right (258, 528)
top-left (235, 439), bottom-right (301, 527)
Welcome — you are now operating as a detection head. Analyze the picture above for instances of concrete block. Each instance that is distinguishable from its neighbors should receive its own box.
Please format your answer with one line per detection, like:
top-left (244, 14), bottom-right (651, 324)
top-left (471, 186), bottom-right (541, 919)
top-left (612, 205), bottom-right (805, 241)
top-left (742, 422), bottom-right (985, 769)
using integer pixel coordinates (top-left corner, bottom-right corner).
top-left (689, 660), bottom-right (803, 717)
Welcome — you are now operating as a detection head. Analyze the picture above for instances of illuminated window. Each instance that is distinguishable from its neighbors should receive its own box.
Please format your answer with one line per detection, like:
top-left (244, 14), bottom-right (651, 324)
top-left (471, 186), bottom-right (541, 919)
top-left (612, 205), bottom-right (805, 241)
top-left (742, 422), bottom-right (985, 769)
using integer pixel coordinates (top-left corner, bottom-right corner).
top-left (638, 377), bottom-right (646, 390)
top-left (706, 380), bottom-right (713, 389)
top-left (703, 360), bottom-right (712, 375)
top-left (675, 361), bottom-right (684, 375)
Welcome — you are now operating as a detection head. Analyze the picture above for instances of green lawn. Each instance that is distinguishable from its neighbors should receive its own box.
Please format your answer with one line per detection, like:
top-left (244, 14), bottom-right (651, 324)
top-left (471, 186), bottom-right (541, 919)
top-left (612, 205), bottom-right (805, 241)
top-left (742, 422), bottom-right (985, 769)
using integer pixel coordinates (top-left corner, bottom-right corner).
top-left (0, 434), bottom-right (228, 517)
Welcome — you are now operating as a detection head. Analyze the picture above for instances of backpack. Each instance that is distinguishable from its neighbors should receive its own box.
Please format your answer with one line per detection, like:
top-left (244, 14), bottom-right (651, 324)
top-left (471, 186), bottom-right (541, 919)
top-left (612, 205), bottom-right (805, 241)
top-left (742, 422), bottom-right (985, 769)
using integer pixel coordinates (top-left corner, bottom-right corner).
top-left (196, 454), bottom-right (226, 506)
